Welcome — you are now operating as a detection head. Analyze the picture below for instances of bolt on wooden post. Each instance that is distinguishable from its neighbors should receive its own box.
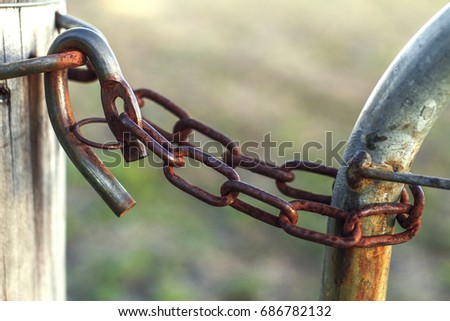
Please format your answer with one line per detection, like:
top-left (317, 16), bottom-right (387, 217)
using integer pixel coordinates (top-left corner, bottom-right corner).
top-left (0, 0), bottom-right (66, 300)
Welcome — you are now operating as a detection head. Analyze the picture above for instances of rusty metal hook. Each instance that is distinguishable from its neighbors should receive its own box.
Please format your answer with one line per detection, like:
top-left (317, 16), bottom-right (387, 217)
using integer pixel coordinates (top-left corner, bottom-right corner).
top-left (55, 12), bottom-right (104, 82)
top-left (45, 27), bottom-right (146, 217)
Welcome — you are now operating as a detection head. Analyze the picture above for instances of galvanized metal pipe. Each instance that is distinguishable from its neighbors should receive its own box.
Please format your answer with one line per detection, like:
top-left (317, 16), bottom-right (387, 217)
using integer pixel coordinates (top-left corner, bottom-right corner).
top-left (321, 4), bottom-right (450, 300)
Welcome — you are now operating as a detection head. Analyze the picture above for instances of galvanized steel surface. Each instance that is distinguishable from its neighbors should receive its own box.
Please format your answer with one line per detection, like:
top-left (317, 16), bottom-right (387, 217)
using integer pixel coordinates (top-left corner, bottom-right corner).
top-left (322, 3), bottom-right (450, 300)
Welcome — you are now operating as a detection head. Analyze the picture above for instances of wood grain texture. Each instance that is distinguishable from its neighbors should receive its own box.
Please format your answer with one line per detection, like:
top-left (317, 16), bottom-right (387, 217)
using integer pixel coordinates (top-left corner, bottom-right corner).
top-left (0, 0), bottom-right (66, 300)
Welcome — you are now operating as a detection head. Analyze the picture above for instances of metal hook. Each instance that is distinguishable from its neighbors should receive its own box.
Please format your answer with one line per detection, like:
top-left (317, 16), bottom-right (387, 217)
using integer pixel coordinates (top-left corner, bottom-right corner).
top-left (45, 27), bottom-right (146, 217)
top-left (55, 12), bottom-right (106, 39)
top-left (55, 12), bottom-right (104, 82)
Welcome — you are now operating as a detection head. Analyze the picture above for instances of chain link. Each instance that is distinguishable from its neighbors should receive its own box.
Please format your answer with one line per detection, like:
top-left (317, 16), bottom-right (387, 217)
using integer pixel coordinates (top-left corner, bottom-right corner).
top-left (73, 82), bottom-right (425, 248)
top-left (0, 14), bottom-right (427, 248)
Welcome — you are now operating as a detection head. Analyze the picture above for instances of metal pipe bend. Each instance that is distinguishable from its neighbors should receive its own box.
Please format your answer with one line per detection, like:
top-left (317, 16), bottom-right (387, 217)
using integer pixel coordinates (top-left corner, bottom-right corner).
top-left (322, 3), bottom-right (450, 300)
top-left (44, 27), bottom-right (142, 217)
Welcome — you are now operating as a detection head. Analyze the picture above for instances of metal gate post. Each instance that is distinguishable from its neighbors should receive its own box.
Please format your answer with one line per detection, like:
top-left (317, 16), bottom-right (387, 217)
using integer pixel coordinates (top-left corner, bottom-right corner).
top-left (321, 4), bottom-right (450, 300)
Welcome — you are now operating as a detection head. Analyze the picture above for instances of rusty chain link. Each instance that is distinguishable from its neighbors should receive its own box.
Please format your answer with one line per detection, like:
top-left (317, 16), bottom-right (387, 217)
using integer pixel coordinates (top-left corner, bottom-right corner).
top-left (73, 84), bottom-right (426, 248)
top-left (0, 14), bottom-right (427, 248)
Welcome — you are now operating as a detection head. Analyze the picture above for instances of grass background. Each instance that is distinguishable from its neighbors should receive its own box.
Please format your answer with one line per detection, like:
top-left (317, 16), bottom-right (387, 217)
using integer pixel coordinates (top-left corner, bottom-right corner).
top-left (64, 0), bottom-right (450, 300)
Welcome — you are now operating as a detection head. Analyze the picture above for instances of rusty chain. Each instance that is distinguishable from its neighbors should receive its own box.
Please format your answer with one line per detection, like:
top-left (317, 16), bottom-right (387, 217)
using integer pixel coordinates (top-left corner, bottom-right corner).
top-left (130, 89), bottom-right (425, 248)
top-left (1, 14), bottom-right (427, 249)
top-left (72, 84), bottom-right (425, 248)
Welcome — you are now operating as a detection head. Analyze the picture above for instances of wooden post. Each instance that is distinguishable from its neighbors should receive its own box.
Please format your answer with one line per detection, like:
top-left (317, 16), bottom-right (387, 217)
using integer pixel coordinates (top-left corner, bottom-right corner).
top-left (0, 0), bottom-right (66, 300)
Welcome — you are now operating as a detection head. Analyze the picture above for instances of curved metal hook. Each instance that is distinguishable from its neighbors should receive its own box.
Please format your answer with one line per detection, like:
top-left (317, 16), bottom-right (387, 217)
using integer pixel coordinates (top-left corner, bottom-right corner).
top-left (55, 12), bottom-right (106, 39)
top-left (45, 27), bottom-right (145, 217)
top-left (55, 12), bottom-right (104, 82)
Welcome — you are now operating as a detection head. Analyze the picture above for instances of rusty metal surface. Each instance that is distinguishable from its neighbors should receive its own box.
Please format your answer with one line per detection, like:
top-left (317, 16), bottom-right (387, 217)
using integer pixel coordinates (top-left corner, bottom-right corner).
top-left (164, 146), bottom-right (240, 206)
top-left (44, 57), bottom-right (425, 247)
top-left (321, 4), bottom-right (450, 300)
top-left (71, 82), bottom-right (425, 247)
top-left (281, 200), bottom-right (363, 248)
top-left (276, 160), bottom-right (338, 204)
top-left (36, 23), bottom-right (427, 247)
top-left (350, 158), bottom-right (450, 190)
top-left (72, 117), bottom-right (123, 150)
top-left (224, 152), bottom-right (295, 182)
top-left (44, 27), bottom-right (140, 217)
top-left (2, 7), bottom-right (450, 304)
top-left (0, 12), bottom-right (438, 263)
top-left (0, 51), bottom-right (84, 80)
top-left (55, 11), bottom-right (103, 82)
top-left (120, 113), bottom-right (184, 167)
top-left (134, 88), bottom-right (191, 141)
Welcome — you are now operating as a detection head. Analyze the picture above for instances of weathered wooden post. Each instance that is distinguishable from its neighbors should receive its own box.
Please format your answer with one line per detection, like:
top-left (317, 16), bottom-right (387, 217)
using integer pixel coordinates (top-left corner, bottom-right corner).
top-left (0, 0), bottom-right (66, 300)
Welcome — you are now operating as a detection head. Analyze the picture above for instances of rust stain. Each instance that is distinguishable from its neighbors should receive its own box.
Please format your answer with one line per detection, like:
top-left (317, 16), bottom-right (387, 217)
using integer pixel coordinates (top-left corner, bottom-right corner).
top-left (384, 158), bottom-right (405, 173)
top-left (355, 246), bottom-right (390, 300)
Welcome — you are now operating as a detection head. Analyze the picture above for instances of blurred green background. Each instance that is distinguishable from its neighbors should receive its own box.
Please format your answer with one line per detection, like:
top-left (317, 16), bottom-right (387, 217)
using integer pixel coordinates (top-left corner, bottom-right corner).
top-left (64, 0), bottom-right (450, 300)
